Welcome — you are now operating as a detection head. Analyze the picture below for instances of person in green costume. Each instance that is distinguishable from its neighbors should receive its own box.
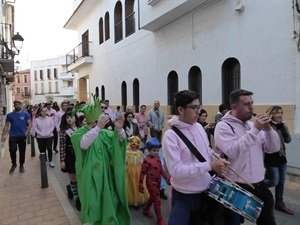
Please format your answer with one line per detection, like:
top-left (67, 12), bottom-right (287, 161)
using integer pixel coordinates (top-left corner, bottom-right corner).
top-left (71, 96), bottom-right (130, 225)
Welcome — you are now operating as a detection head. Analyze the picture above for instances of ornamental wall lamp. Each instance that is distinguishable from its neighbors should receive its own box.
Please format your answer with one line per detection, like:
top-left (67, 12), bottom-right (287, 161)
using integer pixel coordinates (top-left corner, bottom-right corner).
top-left (0, 31), bottom-right (24, 60)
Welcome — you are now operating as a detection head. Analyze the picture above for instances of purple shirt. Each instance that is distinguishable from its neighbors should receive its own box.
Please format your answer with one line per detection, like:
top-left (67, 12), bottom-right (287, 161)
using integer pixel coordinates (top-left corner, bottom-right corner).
top-left (33, 116), bottom-right (54, 138)
top-left (214, 111), bottom-right (280, 184)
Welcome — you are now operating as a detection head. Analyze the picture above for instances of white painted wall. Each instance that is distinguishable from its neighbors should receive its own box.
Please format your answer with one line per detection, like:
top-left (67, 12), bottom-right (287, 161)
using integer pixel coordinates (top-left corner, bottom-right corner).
top-left (67, 0), bottom-right (300, 134)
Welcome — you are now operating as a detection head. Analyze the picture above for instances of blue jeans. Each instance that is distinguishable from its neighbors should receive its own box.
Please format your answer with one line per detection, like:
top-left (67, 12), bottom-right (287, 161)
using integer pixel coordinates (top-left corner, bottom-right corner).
top-left (264, 163), bottom-right (287, 203)
top-left (168, 188), bottom-right (206, 225)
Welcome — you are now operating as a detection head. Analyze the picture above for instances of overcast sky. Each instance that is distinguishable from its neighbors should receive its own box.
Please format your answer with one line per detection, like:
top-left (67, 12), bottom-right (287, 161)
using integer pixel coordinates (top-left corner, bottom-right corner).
top-left (14, 0), bottom-right (78, 70)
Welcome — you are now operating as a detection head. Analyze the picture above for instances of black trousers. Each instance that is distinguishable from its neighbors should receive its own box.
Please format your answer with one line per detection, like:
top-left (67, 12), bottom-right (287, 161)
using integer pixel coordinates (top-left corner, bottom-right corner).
top-left (53, 128), bottom-right (58, 150)
top-left (150, 129), bottom-right (162, 142)
top-left (225, 181), bottom-right (276, 225)
top-left (36, 137), bottom-right (54, 162)
top-left (9, 136), bottom-right (26, 165)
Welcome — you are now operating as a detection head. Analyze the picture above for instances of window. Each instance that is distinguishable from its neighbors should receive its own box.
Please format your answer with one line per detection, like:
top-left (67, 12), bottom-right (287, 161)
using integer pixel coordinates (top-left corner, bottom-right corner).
top-left (34, 70), bottom-right (37, 80)
top-left (55, 81), bottom-right (59, 93)
top-left (121, 82), bottom-right (127, 112)
top-left (24, 87), bottom-right (29, 96)
top-left (99, 17), bottom-right (104, 44)
top-left (222, 58), bottom-right (241, 106)
top-left (54, 68), bottom-right (58, 79)
top-left (188, 66), bottom-right (202, 103)
top-left (35, 83), bottom-right (38, 94)
top-left (114, 1), bottom-right (123, 43)
top-left (41, 83), bottom-right (44, 94)
top-left (167, 71), bottom-right (178, 115)
top-left (17, 76), bottom-right (20, 83)
top-left (47, 69), bottom-right (51, 79)
top-left (105, 12), bottom-right (110, 41)
top-left (133, 78), bottom-right (139, 112)
top-left (125, 0), bottom-right (135, 37)
top-left (16, 87), bottom-right (20, 94)
top-left (48, 82), bottom-right (52, 93)
top-left (40, 70), bottom-right (43, 80)
top-left (82, 30), bottom-right (90, 57)
top-left (24, 75), bottom-right (27, 83)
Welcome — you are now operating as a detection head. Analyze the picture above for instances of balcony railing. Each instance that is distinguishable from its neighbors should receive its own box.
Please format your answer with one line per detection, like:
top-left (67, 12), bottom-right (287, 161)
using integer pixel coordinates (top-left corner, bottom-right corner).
top-left (66, 41), bottom-right (93, 67)
top-left (60, 71), bottom-right (74, 80)
top-left (22, 91), bottom-right (30, 97)
top-left (60, 86), bottom-right (76, 96)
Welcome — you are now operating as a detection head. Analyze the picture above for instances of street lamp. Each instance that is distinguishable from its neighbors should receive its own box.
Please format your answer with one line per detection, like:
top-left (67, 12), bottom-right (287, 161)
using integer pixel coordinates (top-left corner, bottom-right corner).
top-left (0, 32), bottom-right (24, 60)
top-left (12, 32), bottom-right (24, 54)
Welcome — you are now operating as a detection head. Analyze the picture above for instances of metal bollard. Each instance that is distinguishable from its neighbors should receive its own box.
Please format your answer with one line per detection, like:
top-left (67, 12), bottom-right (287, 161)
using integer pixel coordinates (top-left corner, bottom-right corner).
top-left (40, 152), bottom-right (49, 188)
top-left (31, 135), bottom-right (36, 156)
top-left (27, 134), bottom-right (31, 144)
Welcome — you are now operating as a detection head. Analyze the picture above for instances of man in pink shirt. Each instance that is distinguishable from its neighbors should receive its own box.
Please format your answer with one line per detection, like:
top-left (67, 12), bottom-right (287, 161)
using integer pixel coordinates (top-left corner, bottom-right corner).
top-left (214, 89), bottom-right (280, 225)
top-left (162, 90), bottom-right (229, 225)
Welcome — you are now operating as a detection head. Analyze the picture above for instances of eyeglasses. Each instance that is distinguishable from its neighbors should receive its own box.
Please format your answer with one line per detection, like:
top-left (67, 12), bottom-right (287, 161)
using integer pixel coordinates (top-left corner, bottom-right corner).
top-left (185, 104), bottom-right (201, 112)
top-left (151, 149), bottom-right (159, 152)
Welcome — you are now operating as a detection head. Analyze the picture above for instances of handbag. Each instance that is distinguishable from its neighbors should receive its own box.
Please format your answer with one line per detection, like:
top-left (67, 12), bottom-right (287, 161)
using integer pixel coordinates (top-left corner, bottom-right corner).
top-left (139, 129), bottom-right (145, 139)
top-left (171, 126), bottom-right (224, 225)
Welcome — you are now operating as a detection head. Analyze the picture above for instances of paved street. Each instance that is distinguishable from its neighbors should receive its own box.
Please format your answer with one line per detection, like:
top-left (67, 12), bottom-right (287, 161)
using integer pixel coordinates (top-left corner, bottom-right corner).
top-left (0, 140), bottom-right (299, 224)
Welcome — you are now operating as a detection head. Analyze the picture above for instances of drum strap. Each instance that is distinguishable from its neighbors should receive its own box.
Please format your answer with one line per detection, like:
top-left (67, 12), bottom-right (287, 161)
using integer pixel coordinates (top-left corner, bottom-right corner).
top-left (172, 126), bottom-right (207, 163)
top-left (172, 126), bottom-right (216, 176)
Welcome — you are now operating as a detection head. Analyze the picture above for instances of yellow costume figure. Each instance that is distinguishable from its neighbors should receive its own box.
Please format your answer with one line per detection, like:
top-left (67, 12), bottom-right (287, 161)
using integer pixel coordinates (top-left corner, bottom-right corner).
top-left (126, 136), bottom-right (149, 206)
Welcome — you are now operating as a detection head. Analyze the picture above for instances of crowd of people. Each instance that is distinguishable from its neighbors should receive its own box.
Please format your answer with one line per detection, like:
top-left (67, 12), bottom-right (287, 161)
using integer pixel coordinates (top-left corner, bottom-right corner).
top-left (1, 90), bottom-right (295, 225)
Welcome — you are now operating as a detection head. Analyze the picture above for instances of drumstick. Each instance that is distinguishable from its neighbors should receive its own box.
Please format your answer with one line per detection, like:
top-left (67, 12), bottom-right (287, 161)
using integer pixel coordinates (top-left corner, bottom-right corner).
top-left (212, 152), bottom-right (255, 189)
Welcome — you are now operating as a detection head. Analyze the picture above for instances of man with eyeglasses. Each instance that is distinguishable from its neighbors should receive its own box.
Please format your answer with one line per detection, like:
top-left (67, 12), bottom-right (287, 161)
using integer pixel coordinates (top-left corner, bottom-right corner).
top-left (147, 100), bottom-right (165, 142)
top-left (162, 90), bottom-right (230, 225)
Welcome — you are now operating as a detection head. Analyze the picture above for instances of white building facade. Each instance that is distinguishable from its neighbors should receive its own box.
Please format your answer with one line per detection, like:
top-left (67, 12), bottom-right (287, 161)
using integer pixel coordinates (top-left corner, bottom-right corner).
top-left (64, 0), bottom-right (300, 172)
top-left (30, 56), bottom-right (78, 104)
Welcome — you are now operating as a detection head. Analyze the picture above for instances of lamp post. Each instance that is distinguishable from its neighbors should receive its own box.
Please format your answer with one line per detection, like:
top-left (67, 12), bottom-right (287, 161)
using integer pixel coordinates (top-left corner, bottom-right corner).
top-left (0, 31), bottom-right (24, 60)
top-left (12, 32), bottom-right (24, 54)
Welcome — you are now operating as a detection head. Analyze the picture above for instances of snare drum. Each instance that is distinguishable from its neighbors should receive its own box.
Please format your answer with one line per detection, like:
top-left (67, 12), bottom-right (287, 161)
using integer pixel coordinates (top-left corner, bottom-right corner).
top-left (207, 176), bottom-right (263, 223)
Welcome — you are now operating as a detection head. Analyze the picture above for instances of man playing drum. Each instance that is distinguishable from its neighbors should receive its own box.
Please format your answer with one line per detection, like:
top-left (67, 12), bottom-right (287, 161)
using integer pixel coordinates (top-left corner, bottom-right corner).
top-left (162, 90), bottom-right (230, 225)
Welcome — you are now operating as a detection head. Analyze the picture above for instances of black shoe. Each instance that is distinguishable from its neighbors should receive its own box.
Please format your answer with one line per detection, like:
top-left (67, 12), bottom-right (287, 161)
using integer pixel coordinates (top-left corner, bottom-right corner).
top-left (66, 185), bottom-right (74, 200)
top-left (160, 189), bottom-right (168, 200)
top-left (75, 198), bottom-right (81, 211)
top-left (53, 149), bottom-right (58, 153)
top-left (9, 164), bottom-right (17, 174)
top-left (31, 154), bottom-right (36, 157)
top-left (19, 165), bottom-right (25, 173)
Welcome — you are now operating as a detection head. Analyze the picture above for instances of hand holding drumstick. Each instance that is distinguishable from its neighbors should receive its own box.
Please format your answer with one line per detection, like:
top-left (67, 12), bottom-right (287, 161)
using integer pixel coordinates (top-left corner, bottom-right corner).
top-left (210, 157), bottom-right (230, 178)
top-left (212, 152), bottom-right (255, 189)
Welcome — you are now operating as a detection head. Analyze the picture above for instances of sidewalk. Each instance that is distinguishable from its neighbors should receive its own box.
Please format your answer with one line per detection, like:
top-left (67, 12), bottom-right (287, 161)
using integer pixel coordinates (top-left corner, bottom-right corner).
top-left (0, 140), bottom-right (299, 225)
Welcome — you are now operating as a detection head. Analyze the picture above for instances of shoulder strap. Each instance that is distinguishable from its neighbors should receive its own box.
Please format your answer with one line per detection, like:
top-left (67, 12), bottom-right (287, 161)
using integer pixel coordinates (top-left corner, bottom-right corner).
top-left (171, 126), bottom-right (206, 163)
top-left (223, 121), bottom-right (235, 134)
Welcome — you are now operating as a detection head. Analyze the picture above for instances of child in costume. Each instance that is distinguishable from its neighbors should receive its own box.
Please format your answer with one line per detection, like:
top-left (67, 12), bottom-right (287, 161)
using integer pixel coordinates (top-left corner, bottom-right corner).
top-left (59, 110), bottom-right (81, 211)
top-left (142, 146), bottom-right (169, 200)
top-left (126, 135), bottom-right (149, 207)
top-left (139, 138), bottom-right (171, 225)
top-left (71, 96), bottom-right (130, 225)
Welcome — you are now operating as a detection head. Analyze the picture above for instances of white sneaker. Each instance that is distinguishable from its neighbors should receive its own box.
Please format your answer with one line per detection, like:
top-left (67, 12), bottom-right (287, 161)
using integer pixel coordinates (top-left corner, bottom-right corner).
top-left (49, 162), bottom-right (55, 168)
